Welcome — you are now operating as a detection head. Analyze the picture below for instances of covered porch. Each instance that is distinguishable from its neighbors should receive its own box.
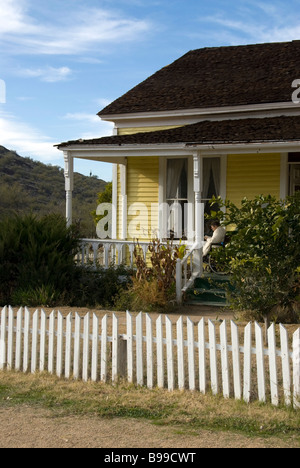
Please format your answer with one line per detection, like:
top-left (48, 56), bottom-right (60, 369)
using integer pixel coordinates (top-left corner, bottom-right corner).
top-left (58, 115), bottom-right (300, 303)
top-left (62, 146), bottom-right (208, 303)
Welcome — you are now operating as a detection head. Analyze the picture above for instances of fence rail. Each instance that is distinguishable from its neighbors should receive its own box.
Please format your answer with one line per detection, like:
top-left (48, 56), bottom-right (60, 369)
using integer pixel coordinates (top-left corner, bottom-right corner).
top-left (0, 307), bottom-right (299, 408)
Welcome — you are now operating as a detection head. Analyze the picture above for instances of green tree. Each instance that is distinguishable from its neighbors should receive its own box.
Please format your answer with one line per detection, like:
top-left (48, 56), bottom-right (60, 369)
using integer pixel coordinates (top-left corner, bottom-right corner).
top-left (91, 182), bottom-right (112, 234)
top-left (209, 193), bottom-right (300, 326)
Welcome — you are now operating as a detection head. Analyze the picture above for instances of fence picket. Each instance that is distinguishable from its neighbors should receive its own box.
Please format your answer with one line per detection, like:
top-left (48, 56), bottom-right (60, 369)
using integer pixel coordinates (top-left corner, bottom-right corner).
top-left (82, 312), bottom-right (90, 382)
top-left (146, 313), bottom-right (153, 389)
top-left (40, 309), bottom-right (47, 372)
top-left (280, 324), bottom-right (291, 407)
top-left (243, 322), bottom-right (252, 403)
top-left (231, 320), bottom-right (241, 400)
top-left (136, 312), bottom-right (143, 386)
top-left (48, 311), bottom-right (55, 374)
top-left (65, 312), bottom-right (73, 379)
top-left (7, 306), bottom-right (14, 370)
top-left (255, 322), bottom-right (266, 403)
top-left (187, 317), bottom-right (195, 391)
top-left (0, 306), bottom-right (7, 370)
top-left (23, 307), bottom-right (30, 373)
top-left (293, 328), bottom-right (300, 409)
top-left (126, 311), bottom-right (133, 383)
top-left (268, 323), bottom-right (279, 406)
top-left (31, 310), bottom-right (39, 374)
top-left (166, 316), bottom-right (175, 391)
top-left (91, 313), bottom-right (99, 382)
top-left (56, 312), bottom-right (64, 378)
top-left (73, 312), bottom-right (81, 380)
top-left (0, 308), bottom-right (299, 409)
top-left (15, 307), bottom-right (23, 371)
top-left (112, 313), bottom-right (119, 383)
top-left (198, 318), bottom-right (206, 394)
top-left (176, 316), bottom-right (185, 391)
top-left (220, 320), bottom-right (230, 399)
top-left (156, 315), bottom-right (164, 389)
top-left (100, 314), bottom-right (108, 382)
top-left (208, 320), bottom-right (218, 395)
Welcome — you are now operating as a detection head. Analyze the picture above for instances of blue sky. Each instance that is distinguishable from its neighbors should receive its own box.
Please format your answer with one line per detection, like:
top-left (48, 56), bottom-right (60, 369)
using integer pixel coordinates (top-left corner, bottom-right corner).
top-left (1, 0), bottom-right (300, 182)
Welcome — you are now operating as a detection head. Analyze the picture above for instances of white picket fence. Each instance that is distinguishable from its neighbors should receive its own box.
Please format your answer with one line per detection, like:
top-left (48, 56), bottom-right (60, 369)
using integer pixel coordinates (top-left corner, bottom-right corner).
top-left (0, 306), bottom-right (299, 408)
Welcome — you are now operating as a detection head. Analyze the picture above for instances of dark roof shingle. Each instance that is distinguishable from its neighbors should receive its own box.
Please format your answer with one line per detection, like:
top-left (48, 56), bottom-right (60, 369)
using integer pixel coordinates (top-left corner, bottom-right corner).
top-left (98, 41), bottom-right (300, 116)
top-left (58, 115), bottom-right (300, 148)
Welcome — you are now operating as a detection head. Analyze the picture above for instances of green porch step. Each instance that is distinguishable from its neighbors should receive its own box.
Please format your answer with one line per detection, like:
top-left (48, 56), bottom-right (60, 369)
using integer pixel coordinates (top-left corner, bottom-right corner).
top-left (186, 273), bottom-right (232, 307)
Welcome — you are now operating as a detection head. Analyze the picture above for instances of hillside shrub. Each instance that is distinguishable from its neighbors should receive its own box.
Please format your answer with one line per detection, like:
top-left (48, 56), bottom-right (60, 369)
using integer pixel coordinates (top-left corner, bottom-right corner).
top-left (0, 213), bottom-right (80, 306)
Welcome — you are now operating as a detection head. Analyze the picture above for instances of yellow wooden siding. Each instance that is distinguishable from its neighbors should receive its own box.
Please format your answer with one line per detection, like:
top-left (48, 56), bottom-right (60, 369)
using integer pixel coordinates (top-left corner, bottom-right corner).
top-left (126, 156), bottom-right (159, 240)
top-left (118, 125), bottom-right (181, 135)
top-left (226, 153), bottom-right (281, 205)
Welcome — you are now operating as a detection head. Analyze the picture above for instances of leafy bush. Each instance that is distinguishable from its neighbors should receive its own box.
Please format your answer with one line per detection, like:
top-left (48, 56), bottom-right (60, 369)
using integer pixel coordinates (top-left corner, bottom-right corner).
top-left (70, 264), bottom-right (132, 308)
top-left (0, 213), bottom-right (80, 306)
top-left (209, 193), bottom-right (300, 324)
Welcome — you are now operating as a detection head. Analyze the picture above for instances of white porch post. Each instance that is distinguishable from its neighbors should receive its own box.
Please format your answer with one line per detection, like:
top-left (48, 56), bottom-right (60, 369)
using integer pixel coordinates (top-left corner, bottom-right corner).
top-left (64, 151), bottom-right (74, 227)
top-left (120, 160), bottom-right (127, 240)
top-left (112, 164), bottom-right (118, 239)
top-left (193, 152), bottom-right (204, 247)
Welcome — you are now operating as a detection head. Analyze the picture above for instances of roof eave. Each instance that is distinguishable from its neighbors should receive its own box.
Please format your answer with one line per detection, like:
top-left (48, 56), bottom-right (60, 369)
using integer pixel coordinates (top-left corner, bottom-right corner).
top-left (57, 140), bottom-right (300, 159)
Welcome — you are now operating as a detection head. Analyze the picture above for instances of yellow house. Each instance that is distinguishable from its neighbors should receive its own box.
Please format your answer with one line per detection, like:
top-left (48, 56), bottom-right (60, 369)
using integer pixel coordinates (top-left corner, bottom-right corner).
top-left (57, 40), bottom-right (300, 302)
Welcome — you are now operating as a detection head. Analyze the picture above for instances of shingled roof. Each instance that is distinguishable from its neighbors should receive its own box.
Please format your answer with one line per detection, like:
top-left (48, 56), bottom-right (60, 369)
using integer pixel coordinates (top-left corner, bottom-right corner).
top-left (98, 41), bottom-right (300, 116)
top-left (58, 115), bottom-right (300, 148)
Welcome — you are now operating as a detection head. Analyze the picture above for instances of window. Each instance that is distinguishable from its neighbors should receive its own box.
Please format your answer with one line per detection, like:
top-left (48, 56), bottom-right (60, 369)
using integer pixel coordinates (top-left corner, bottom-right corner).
top-left (288, 153), bottom-right (300, 195)
top-left (166, 158), bottom-right (188, 239)
top-left (202, 157), bottom-right (221, 234)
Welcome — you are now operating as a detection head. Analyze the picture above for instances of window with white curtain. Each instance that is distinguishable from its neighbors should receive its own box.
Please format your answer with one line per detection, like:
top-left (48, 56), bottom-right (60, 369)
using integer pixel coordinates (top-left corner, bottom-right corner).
top-left (202, 157), bottom-right (221, 234)
top-left (166, 158), bottom-right (188, 239)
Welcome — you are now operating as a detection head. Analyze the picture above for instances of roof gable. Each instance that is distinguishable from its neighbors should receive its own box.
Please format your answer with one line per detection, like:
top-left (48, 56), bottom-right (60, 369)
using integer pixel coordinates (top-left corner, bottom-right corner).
top-left (98, 41), bottom-right (300, 116)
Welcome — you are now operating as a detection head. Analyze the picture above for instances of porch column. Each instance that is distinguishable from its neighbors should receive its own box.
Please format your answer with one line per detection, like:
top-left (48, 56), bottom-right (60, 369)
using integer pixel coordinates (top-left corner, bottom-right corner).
top-left (64, 151), bottom-right (74, 227)
top-left (120, 160), bottom-right (127, 240)
top-left (193, 152), bottom-right (204, 246)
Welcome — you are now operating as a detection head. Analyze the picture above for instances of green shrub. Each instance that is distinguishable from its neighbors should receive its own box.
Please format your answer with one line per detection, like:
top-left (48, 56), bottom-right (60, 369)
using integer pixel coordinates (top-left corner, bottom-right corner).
top-left (69, 264), bottom-right (132, 308)
top-left (209, 193), bottom-right (300, 324)
top-left (0, 213), bottom-right (80, 306)
top-left (11, 284), bottom-right (62, 308)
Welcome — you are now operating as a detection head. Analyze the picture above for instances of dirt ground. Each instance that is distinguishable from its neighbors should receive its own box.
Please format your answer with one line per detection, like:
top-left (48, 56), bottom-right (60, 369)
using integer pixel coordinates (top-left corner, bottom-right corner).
top-left (0, 406), bottom-right (297, 449)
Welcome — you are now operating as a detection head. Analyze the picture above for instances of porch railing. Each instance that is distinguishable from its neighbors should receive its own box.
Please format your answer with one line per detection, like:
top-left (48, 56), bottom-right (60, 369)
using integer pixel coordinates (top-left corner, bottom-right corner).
top-left (78, 238), bottom-right (203, 303)
top-left (77, 239), bottom-right (151, 269)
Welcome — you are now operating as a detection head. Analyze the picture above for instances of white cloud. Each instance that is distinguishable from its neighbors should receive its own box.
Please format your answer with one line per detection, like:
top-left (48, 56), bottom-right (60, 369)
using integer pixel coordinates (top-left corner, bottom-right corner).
top-left (95, 98), bottom-right (112, 108)
top-left (63, 113), bottom-right (100, 124)
top-left (18, 66), bottom-right (72, 82)
top-left (0, 0), bottom-right (151, 56)
top-left (0, 110), bottom-right (59, 161)
top-left (62, 112), bottom-right (114, 139)
top-left (198, 2), bottom-right (300, 45)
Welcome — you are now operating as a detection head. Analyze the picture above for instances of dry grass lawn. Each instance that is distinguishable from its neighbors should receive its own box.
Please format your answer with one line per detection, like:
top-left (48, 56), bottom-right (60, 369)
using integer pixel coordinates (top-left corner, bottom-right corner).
top-left (0, 305), bottom-right (299, 448)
